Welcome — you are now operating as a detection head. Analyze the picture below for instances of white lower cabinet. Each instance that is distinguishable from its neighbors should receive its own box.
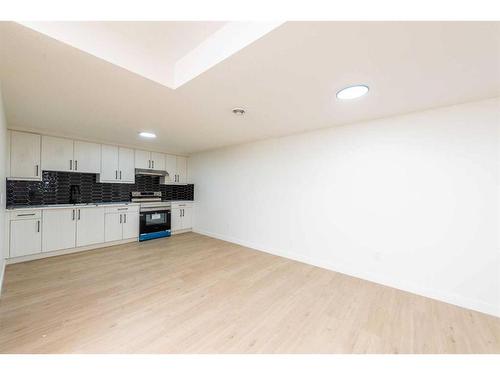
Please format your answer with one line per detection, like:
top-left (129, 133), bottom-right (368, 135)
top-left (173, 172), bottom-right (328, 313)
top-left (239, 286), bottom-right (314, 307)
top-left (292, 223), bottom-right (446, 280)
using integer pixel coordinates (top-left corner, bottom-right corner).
top-left (171, 202), bottom-right (193, 232)
top-left (9, 213), bottom-right (42, 258)
top-left (105, 206), bottom-right (140, 242)
top-left (42, 207), bottom-right (106, 252)
top-left (122, 212), bottom-right (139, 240)
top-left (104, 213), bottom-right (123, 242)
top-left (42, 208), bottom-right (77, 252)
top-left (76, 207), bottom-right (105, 247)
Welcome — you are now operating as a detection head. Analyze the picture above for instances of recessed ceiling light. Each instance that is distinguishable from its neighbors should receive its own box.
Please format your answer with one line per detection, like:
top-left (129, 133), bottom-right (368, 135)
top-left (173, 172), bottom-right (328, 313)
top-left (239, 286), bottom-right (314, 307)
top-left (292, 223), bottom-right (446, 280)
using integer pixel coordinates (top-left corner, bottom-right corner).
top-left (139, 132), bottom-right (156, 138)
top-left (232, 107), bottom-right (246, 116)
top-left (336, 85), bottom-right (369, 100)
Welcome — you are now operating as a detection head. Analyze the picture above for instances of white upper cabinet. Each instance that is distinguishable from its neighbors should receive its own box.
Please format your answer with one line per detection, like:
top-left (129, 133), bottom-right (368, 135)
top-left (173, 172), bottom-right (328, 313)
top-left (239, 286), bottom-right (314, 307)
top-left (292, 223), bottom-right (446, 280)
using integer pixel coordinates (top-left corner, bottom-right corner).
top-left (135, 149), bottom-right (150, 169)
top-left (73, 141), bottom-right (101, 174)
top-left (41, 136), bottom-right (74, 172)
top-left (100, 144), bottom-right (120, 182)
top-left (42, 136), bottom-right (101, 173)
top-left (99, 145), bottom-right (135, 183)
top-left (119, 147), bottom-right (135, 182)
top-left (135, 150), bottom-right (166, 170)
top-left (176, 156), bottom-right (187, 184)
top-left (9, 131), bottom-right (41, 180)
top-left (162, 155), bottom-right (188, 184)
top-left (164, 154), bottom-right (177, 183)
top-left (151, 152), bottom-right (165, 171)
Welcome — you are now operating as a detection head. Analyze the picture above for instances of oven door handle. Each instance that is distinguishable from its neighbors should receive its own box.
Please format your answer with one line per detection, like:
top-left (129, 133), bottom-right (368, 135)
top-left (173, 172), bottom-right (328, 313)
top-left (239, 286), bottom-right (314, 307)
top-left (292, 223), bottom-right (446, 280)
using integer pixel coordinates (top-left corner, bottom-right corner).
top-left (139, 208), bottom-right (171, 213)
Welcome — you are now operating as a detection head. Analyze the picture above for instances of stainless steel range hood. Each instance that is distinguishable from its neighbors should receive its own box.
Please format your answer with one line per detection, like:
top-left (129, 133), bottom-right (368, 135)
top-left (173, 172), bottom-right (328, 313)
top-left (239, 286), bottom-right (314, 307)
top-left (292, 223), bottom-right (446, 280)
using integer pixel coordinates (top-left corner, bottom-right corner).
top-left (135, 168), bottom-right (169, 177)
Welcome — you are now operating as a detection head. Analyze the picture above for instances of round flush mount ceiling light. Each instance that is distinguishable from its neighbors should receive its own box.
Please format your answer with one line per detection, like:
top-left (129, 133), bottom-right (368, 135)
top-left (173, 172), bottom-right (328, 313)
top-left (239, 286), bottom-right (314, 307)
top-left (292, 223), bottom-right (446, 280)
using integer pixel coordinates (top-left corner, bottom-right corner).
top-left (232, 107), bottom-right (246, 116)
top-left (139, 132), bottom-right (156, 138)
top-left (336, 85), bottom-right (369, 100)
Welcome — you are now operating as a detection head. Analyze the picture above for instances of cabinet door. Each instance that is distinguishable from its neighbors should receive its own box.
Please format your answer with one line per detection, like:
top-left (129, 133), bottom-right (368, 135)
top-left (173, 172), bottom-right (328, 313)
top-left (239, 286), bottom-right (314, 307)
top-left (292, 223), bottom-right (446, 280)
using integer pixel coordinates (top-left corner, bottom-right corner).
top-left (42, 209), bottom-right (76, 252)
top-left (135, 150), bottom-right (151, 169)
top-left (164, 154), bottom-right (177, 183)
top-left (181, 207), bottom-right (193, 230)
top-left (105, 213), bottom-right (123, 242)
top-left (74, 141), bottom-right (101, 174)
top-left (10, 131), bottom-right (41, 180)
top-left (41, 136), bottom-right (74, 172)
top-left (100, 144), bottom-right (119, 181)
top-left (122, 212), bottom-right (139, 240)
top-left (76, 207), bottom-right (105, 247)
top-left (151, 152), bottom-right (165, 171)
top-left (10, 219), bottom-right (42, 257)
top-left (171, 208), bottom-right (183, 231)
top-left (118, 147), bottom-right (135, 182)
top-left (176, 156), bottom-right (187, 183)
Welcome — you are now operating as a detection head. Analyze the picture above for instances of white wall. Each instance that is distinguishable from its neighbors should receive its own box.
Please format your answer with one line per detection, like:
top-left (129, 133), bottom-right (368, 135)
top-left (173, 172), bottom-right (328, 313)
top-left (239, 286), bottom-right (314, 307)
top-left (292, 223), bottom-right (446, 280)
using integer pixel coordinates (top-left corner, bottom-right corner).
top-left (0, 83), bottom-right (7, 294)
top-left (190, 97), bottom-right (500, 317)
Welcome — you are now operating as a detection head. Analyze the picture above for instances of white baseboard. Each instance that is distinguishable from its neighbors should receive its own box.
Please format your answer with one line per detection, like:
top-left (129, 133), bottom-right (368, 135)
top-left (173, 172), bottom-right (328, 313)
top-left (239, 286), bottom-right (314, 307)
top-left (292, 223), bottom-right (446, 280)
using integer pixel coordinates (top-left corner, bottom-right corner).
top-left (0, 259), bottom-right (5, 297)
top-left (6, 238), bottom-right (137, 265)
top-left (194, 228), bottom-right (500, 318)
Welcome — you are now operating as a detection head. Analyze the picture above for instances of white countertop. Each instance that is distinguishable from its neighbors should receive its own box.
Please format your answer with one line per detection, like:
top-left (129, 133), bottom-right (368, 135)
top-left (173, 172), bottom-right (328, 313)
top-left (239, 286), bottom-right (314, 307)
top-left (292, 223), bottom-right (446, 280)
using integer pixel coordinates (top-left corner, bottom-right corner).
top-left (6, 200), bottom-right (194, 211)
top-left (6, 202), bottom-right (140, 211)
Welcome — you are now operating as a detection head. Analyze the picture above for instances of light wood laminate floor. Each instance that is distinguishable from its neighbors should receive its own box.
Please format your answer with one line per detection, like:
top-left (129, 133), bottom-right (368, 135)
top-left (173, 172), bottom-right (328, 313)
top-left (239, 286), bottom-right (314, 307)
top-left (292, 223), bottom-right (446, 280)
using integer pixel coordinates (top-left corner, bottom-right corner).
top-left (0, 232), bottom-right (499, 353)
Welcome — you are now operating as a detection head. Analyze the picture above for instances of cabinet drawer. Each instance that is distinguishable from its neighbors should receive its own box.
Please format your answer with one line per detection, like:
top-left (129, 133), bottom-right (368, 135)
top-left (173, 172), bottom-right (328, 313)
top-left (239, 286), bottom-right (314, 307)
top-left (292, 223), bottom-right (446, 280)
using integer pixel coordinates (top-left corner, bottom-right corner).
top-left (104, 205), bottom-right (139, 214)
top-left (171, 202), bottom-right (193, 209)
top-left (10, 210), bottom-right (42, 220)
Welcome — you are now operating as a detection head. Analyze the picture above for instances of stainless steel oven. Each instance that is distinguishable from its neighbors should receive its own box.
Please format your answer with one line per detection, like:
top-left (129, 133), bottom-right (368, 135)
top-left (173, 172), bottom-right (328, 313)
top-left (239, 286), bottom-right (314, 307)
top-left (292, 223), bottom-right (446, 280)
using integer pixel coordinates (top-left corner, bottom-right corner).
top-left (131, 192), bottom-right (171, 241)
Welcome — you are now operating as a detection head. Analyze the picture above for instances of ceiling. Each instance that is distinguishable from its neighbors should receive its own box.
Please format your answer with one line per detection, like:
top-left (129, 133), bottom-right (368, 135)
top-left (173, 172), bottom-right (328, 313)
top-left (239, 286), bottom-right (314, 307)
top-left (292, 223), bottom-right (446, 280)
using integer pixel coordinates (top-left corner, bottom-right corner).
top-left (19, 21), bottom-right (228, 88)
top-left (0, 21), bottom-right (499, 155)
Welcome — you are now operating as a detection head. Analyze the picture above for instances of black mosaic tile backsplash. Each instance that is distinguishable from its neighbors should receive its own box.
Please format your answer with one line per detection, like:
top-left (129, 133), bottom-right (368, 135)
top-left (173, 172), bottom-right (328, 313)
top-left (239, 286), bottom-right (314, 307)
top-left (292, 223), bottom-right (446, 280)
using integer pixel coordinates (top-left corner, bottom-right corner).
top-left (7, 171), bottom-right (194, 207)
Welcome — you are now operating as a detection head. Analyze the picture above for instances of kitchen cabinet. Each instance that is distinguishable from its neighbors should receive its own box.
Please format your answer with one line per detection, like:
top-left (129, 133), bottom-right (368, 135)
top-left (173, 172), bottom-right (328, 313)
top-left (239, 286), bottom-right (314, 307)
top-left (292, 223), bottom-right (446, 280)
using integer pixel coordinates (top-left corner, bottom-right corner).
top-left (119, 147), bottom-right (135, 182)
top-left (42, 136), bottom-right (101, 173)
top-left (122, 212), bottom-right (139, 240)
top-left (135, 150), bottom-right (165, 171)
top-left (104, 213), bottom-right (123, 242)
top-left (99, 145), bottom-right (135, 183)
top-left (176, 156), bottom-right (187, 183)
top-left (73, 141), bottom-right (101, 173)
top-left (105, 205), bottom-right (139, 242)
top-left (171, 202), bottom-right (193, 232)
top-left (42, 208), bottom-right (77, 252)
top-left (9, 211), bottom-right (42, 258)
top-left (135, 150), bottom-right (150, 169)
top-left (164, 154), bottom-right (177, 183)
top-left (8, 131), bottom-right (41, 180)
top-left (41, 136), bottom-right (75, 172)
top-left (42, 207), bottom-right (105, 252)
top-left (162, 155), bottom-right (188, 184)
top-left (76, 207), bottom-right (105, 247)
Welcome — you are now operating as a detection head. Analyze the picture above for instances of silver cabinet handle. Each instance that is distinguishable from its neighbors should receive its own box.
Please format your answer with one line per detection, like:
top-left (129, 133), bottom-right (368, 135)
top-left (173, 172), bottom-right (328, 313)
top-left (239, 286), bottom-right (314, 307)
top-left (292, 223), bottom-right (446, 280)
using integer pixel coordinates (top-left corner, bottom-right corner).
top-left (115, 170), bottom-right (118, 179)
top-left (78, 209), bottom-right (81, 220)
top-left (148, 160), bottom-right (151, 168)
top-left (75, 160), bottom-right (78, 171)
top-left (117, 208), bottom-right (128, 211)
top-left (119, 214), bottom-right (122, 224)
top-left (120, 170), bottom-right (122, 180)
top-left (152, 160), bottom-right (154, 169)
top-left (70, 160), bottom-right (73, 170)
top-left (35, 165), bottom-right (39, 176)
top-left (18, 213), bottom-right (36, 217)
top-left (72, 209), bottom-right (75, 220)
top-left (124, 214), bottom-right (127, 223)
top-left (37, 220), bottom-right (40, 232)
